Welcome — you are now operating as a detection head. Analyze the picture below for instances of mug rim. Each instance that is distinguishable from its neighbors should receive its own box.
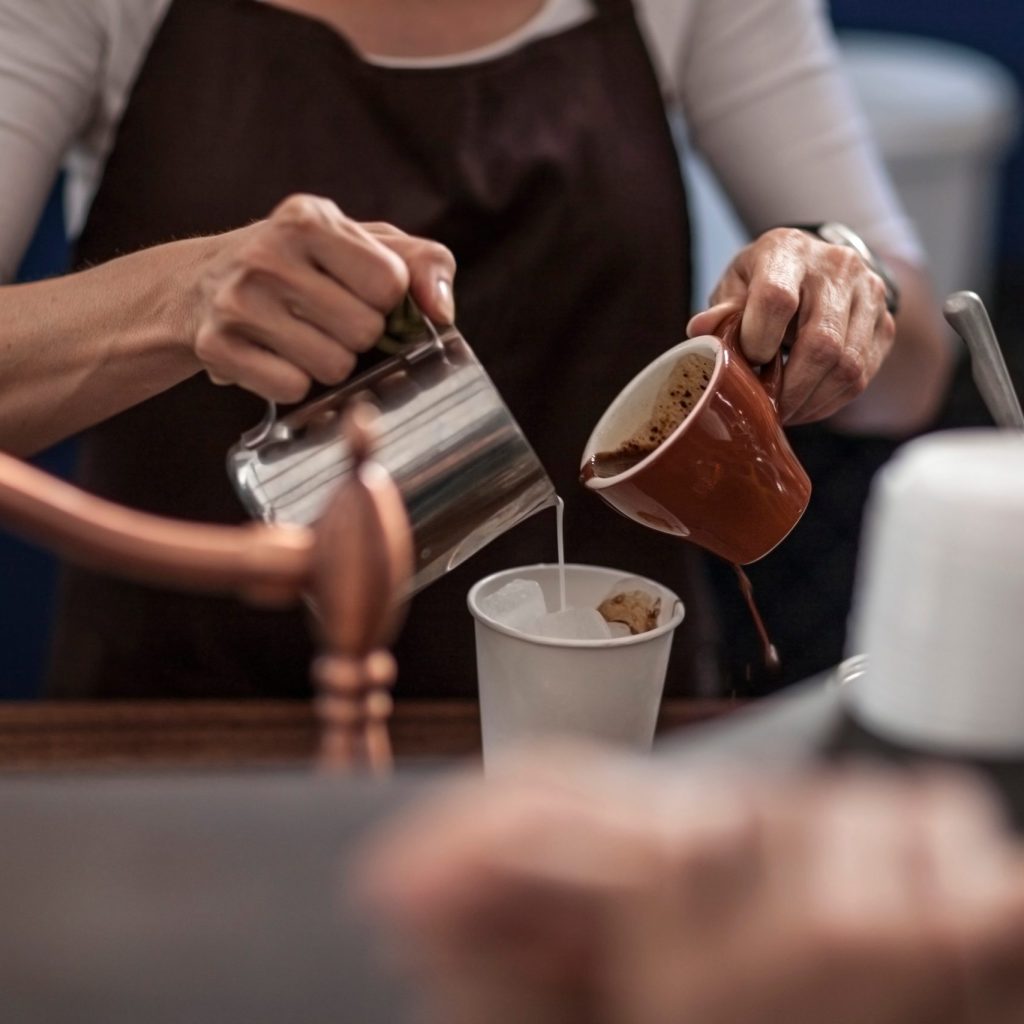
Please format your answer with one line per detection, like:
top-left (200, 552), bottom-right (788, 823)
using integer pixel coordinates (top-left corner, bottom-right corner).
top-left (580, 335), bottom-right (723, 490)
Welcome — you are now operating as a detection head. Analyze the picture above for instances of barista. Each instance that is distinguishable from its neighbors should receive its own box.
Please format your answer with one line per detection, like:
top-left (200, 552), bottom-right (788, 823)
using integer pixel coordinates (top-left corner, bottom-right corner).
top-left (0, 0), bottom-right (953, 698)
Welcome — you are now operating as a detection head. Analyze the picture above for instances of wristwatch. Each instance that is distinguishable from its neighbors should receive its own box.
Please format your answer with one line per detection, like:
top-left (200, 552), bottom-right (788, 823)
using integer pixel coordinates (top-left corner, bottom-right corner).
top-left (790, 222), bottom-right (900, 315)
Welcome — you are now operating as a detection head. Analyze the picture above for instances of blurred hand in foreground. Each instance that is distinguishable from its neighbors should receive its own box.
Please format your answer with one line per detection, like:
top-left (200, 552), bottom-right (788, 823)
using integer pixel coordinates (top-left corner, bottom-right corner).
top-left (353, 752), bottom-right (1024, 1024)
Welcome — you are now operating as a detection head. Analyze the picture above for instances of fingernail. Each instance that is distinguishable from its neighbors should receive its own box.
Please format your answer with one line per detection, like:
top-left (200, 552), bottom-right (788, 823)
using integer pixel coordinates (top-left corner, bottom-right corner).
top-left (436, 278), bottom-right (455, 325)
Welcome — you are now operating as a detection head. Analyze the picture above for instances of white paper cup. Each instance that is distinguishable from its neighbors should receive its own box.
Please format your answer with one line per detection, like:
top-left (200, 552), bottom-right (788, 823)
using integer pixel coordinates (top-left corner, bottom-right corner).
top-left (846, 429), bottom-right (1024, 756)
top-left (467, 564), bottom-right (685, 764)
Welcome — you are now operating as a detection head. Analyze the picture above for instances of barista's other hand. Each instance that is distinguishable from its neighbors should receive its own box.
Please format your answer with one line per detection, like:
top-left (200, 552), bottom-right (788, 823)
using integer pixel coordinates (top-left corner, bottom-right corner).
top-left (686, 227), bottom-right (895, 425)
top-left (192, 194), bottom-right (456, 403)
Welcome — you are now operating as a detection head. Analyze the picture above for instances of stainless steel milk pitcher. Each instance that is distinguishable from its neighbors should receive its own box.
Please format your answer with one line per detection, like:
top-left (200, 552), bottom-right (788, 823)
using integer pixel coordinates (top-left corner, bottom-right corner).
top-left (227, 301), bottom-right (556, 594)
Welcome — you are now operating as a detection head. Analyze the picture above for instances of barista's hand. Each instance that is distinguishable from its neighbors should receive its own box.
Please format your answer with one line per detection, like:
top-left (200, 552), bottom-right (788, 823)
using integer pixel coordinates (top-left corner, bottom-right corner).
top-left (687, 227), bottom-right (895, 425)
top-left (192, 194), bottom-right (456, 403)
top-left (353, 753), bottom-right (1024, 1024)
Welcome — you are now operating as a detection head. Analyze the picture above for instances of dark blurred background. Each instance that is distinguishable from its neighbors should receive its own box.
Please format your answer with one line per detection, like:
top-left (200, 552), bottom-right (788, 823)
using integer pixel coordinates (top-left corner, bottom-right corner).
top-left (2, 2), bottom-right (1023, 699)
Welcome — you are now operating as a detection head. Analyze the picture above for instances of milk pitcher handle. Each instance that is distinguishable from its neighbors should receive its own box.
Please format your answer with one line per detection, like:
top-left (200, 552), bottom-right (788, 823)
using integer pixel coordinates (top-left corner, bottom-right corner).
top-left (717, 310), bottom-right (784, 411)
top-left (240, 295), bottom-right (444, 450)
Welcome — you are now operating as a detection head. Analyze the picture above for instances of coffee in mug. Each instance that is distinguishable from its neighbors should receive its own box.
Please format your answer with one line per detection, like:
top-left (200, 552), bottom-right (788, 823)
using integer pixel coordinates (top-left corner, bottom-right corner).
top-left (586, 353), bottom-right (717, 478)
top-left (580, 312), bottom-right (809, 565)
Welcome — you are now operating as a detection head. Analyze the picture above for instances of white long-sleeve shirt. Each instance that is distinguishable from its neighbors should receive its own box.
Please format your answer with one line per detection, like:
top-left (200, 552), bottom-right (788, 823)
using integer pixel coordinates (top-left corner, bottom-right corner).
top-left (0, 0), bottom-right (919, 282)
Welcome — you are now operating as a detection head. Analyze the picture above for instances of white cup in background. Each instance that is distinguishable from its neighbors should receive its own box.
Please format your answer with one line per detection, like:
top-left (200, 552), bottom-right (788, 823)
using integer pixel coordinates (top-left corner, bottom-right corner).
top-left (847, 429), bottom-right (1024, 756)
top-left (467, 564), bottom-right (684, 765)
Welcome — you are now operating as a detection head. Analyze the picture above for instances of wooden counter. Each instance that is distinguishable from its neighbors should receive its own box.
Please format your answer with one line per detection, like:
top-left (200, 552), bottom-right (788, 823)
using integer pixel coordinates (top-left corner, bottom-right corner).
top-left (0, 698), bottom-right (740, 771)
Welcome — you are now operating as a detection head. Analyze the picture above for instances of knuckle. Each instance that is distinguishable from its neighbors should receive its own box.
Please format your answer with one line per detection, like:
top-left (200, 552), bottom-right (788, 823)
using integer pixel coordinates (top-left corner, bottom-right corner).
top-left (275, 372), bottom-right (312, 405)
top-left (378, 260), bottom-right (411, 310)
top-left (802, 322), bottom-right (845, 366)
top-left (866, 274), bottom-right (888, 306)
top-left (209, 287), bottom-right (250, 330)
top-left (437, 246), bottom-right (457, 279)
top-left (361, 220), bottom-right (397, 236)
top-left (880, 310), bottom-right (897, 340)
top-left (236, 239), bottom-right (284, 282)
top-left (835, 346), bottom-right (867, 388)
top-left (766, 226), bottom-right (806, 249)
top-left (318, 346), bottom-right (357, 384)
top-left (273, 193), bottom-right (331, 233)
top-left (194, 323), bottom-right (227, 365)
top-left (759, 280), bottom-right (800, 320)
top-left (420, 238), bottom-right (457, 275)
top-left (828, 246), bottom-right (863, 276)
top-left (348, 308), bottom-right (386, 351)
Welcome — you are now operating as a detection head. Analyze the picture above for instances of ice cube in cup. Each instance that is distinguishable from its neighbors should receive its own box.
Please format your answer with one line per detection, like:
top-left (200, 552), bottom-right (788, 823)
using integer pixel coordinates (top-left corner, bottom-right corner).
top-left (477, 578), bottom-right (547, 633)
top-left (532, 607), bottom-right (612, 640)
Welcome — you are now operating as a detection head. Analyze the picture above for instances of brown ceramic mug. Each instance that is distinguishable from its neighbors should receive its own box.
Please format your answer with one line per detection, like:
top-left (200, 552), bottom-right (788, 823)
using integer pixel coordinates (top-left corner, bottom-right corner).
top-left (580, 311), bottom-right (811, 565)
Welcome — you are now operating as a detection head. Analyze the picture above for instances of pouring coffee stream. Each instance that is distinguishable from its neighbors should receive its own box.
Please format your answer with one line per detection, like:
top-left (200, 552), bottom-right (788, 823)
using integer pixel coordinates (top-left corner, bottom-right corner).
top-left (582, 454), bottom-right (780, 673)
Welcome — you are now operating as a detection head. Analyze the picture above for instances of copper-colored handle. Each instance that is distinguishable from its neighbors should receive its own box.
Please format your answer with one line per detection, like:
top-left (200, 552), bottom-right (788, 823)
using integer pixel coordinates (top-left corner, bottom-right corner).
top-left (0, 450), bottom-right (312, 605)
top-left (310, 405), bottom-right (413, 776)
top-left (717, 310), bottom-right (784, 411)
top-left (0, 402), bottom-right (412, 777)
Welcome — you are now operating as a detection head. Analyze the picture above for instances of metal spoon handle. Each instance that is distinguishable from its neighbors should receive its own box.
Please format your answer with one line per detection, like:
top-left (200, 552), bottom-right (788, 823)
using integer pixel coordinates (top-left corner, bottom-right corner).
top-left (943, 290), bottom-right (1024, 431)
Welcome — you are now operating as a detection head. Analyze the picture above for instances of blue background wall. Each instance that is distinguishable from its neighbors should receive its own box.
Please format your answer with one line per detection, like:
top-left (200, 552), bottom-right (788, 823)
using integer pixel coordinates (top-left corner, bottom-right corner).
top-left (1, 178), bottom-right (72, 698)
top-left (1, 3), bottom-right (1023, 698)
top-left (830, 0), bottom-right (1024, 276)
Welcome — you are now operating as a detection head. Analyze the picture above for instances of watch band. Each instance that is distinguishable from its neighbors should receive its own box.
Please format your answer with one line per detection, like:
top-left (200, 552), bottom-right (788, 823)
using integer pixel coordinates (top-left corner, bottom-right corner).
top-left (788, 222), bottom-right (900, 315)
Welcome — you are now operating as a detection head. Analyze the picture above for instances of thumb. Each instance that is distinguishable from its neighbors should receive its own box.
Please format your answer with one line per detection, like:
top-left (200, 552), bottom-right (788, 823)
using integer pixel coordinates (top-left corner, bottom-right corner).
top-left (686, 299), bottom-right (744, 339)
top-left (406, 247), bottom-right (456, 326)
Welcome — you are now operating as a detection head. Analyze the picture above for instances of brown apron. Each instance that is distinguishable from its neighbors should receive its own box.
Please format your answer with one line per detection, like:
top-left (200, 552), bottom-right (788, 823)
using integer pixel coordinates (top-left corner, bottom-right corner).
top-left (48, 0), bottom-right (722, 699)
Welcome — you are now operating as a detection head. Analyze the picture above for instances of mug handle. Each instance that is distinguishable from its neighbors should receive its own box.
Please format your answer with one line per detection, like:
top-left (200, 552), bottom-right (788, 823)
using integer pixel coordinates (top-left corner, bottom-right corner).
top-left (716, 310), bottom-right (785, 412)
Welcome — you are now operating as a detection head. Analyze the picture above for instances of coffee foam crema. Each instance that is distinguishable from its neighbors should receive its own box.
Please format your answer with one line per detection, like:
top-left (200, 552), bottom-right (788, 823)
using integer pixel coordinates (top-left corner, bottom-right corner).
top-left (586, 352), bottom-right (716, 479)
top-left (631, 351), bottom-right (715, 450)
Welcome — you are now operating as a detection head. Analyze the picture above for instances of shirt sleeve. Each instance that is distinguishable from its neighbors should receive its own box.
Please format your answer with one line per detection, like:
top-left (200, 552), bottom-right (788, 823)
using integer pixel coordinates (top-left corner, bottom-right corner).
top-left (665, 0), bottom-right (923, 263)
top-left (0, 0), bottom-right (109, 282)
